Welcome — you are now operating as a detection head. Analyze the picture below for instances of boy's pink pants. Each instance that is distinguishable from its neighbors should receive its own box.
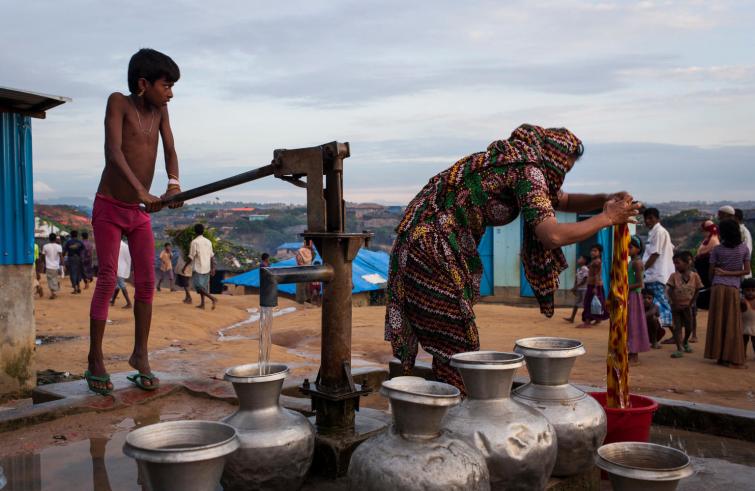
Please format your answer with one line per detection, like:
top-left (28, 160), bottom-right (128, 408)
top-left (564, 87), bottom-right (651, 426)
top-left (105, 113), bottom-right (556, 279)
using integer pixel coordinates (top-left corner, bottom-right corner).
top-left (90, 194), bottom-right (155, 320)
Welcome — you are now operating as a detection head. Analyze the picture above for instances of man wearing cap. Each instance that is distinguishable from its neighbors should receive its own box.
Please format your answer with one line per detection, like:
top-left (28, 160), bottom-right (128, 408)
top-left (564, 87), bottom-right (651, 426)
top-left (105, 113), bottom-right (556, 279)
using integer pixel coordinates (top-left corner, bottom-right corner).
top-left (718, 205), bottom-right (736, 222)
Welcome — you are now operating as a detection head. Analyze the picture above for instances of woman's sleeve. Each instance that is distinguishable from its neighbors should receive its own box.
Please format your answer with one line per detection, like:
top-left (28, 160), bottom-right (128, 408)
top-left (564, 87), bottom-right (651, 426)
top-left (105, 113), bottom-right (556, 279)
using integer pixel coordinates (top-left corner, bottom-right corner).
top-left (514, 165), bottom-right (556, 226)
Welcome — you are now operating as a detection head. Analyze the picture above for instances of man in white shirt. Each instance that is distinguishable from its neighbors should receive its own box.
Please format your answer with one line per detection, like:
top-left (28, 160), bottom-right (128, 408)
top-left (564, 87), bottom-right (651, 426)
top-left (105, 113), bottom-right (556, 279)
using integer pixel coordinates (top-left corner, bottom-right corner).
top-left (42, 233), bottom-right (64, 299)
top-left (642, 208), bottom-right (675, 329)
top-left (110, 239), bottom-right (133, 308)
top-left (184, 224), bottom-right (217, 309)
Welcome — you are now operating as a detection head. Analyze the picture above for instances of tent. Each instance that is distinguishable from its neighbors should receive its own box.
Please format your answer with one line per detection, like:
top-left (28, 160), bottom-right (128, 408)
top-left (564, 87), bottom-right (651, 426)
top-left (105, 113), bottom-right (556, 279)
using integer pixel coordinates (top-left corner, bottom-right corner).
top-left (223, 248), bottom-right (390, 296)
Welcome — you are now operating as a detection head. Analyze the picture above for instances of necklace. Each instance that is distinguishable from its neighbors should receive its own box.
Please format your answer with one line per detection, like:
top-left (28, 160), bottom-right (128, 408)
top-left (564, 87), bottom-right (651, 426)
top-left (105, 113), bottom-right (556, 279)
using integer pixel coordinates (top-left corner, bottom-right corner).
top-left (130, 96), bottom-right (155, 136)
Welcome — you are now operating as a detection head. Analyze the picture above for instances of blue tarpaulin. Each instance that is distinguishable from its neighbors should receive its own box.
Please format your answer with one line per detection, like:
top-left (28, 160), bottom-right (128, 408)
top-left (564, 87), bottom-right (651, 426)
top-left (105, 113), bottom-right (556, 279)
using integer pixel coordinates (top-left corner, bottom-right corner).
top-left (223, 248), bottom-right (390, 296)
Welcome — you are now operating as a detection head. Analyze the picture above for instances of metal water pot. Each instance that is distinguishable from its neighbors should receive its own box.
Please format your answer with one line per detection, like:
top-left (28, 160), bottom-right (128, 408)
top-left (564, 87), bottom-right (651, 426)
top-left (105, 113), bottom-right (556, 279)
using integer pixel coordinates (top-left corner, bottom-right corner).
top-left (348, 376), bottom-right (490, 491)
top-left (512, 337), bottom-right (607, 477)
top-left (221, 363), bottom-right (315, 491)
top-left (444, 351), bottom-right (557, 490)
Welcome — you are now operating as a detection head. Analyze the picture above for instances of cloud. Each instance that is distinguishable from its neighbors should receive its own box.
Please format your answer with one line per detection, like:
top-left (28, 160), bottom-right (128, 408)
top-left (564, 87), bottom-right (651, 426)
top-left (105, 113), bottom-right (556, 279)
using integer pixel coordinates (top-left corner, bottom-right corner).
top-left (33, 181), bottom-right (54, 194)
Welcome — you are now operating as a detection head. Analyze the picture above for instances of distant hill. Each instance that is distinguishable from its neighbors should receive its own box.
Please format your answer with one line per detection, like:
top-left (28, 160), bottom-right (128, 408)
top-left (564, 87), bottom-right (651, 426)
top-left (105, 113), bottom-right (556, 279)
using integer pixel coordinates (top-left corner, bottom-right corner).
top-left (36, 196), bottom-right (93, 208)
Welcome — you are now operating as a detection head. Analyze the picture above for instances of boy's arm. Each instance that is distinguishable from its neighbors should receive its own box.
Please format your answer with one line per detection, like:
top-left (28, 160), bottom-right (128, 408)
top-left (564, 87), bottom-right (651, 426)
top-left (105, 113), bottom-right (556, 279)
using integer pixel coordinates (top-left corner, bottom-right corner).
top-left (159, 106), bottom-right (183, 209)
top-left (104, 94), bottom-right (163, 212)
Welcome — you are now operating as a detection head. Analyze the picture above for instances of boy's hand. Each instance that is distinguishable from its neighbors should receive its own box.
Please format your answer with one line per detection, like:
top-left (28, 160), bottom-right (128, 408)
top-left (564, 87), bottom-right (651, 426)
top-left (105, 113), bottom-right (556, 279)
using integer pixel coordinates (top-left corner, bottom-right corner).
top-left (161, 186), bottom-right (184, 209)
top-left (138, 190), bottom-right (164, 213)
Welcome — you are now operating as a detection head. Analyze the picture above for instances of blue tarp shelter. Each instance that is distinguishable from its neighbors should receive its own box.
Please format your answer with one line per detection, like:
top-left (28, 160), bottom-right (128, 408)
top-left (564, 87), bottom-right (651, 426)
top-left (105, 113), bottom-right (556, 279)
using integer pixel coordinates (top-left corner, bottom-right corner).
top-left (224, 248), bottom-right (390, 296)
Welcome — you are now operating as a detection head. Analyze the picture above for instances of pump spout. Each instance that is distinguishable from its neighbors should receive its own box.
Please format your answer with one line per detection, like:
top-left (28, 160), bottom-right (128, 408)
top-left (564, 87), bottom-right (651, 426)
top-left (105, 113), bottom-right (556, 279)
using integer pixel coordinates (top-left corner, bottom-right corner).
top-left (260, 265), bottom-right (334, 307)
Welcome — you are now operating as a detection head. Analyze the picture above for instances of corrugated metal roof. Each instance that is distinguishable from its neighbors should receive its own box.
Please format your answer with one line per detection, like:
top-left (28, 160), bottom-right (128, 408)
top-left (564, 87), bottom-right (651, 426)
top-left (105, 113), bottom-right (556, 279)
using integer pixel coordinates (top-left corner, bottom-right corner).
top-left (0, 86), bottom-right (71, 116)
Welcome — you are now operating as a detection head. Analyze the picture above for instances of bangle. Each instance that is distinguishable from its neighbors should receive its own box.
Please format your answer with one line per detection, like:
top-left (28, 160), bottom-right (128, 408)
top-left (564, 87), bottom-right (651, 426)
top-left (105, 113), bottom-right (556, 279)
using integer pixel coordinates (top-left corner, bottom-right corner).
top-left (167, 184), bottom-right (181, 191)
top-left (168, 178), bottom-right (180, 186)
top-left (168, 173), bottom-right (179, 181)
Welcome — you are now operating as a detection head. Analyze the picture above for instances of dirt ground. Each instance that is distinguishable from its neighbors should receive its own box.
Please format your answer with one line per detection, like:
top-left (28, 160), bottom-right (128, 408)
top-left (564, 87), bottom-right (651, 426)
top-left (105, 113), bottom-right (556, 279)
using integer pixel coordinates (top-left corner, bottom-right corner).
top-left (28, 277), bottom-right (755, 411)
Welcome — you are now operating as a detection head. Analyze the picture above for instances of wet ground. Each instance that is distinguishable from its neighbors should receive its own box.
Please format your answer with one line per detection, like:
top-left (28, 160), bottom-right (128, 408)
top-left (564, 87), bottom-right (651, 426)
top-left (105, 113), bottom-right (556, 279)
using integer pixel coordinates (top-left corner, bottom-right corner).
top-left (0, 390), bottom-right (753, 490)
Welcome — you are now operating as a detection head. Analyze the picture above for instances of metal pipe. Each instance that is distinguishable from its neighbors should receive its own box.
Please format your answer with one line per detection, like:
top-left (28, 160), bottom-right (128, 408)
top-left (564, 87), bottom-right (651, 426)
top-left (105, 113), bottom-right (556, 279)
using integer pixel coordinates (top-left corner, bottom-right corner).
top-left (260, 265), bottom-right (334, 307)
top-left (162, 163), bottom-right (276, 205)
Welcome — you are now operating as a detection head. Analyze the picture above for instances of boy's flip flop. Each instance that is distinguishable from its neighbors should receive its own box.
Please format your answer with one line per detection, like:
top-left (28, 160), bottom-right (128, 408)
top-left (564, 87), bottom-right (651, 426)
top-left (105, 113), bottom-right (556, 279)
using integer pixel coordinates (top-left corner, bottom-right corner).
top-left (127, 372), bottom-right (159, 391)
top-left (84, 370), bottom-right (113, 396)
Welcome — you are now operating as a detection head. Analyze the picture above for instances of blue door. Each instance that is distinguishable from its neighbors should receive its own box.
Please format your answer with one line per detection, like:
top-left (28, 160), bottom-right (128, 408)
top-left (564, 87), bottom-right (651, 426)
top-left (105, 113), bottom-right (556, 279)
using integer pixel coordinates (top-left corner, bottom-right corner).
top-left (478, 227), bottom-right (494, 296)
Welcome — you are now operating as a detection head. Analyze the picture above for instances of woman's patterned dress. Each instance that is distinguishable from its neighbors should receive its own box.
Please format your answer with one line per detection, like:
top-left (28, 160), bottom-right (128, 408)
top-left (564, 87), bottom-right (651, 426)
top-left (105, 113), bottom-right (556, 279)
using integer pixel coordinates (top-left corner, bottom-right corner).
top-left (385, 124), bottom-right (582, 390)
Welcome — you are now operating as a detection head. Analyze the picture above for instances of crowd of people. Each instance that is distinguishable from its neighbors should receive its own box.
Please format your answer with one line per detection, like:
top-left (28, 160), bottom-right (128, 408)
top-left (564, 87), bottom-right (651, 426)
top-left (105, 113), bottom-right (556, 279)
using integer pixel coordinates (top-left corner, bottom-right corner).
top-left (566, 206), bottom-right (753, 369)
top-left (35, 222), bottom-right (220, 312)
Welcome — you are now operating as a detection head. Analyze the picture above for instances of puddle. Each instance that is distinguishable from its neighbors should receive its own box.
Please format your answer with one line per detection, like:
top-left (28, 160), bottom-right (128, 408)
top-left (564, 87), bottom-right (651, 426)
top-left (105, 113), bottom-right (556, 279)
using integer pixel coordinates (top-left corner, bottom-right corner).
top-left (0, 393), bottom-right (234, 491)
top-left (217, 307), bottom-right (297, 341)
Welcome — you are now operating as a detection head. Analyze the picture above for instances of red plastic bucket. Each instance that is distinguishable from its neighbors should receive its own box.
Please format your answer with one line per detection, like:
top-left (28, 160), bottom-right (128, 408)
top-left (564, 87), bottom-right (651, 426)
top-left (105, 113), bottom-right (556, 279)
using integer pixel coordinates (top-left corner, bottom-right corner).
top-left (590, 392), bottom-right (659, 444)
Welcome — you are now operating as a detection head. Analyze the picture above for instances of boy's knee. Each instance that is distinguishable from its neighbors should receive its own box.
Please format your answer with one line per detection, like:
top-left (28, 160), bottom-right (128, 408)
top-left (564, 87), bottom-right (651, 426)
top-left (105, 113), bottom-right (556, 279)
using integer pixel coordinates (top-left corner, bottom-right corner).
top-left (134, 281), bottom-right (155, 303)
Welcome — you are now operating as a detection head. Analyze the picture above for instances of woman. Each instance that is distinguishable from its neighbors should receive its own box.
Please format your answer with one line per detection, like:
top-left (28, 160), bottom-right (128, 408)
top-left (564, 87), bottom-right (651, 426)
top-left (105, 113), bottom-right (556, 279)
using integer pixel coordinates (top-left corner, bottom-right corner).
top-left (385, 124), bottom-right (640, 391)
top-left (704, 218), bottom-right (750, 368)
top-left (694, 220), bottom-right (719, 312)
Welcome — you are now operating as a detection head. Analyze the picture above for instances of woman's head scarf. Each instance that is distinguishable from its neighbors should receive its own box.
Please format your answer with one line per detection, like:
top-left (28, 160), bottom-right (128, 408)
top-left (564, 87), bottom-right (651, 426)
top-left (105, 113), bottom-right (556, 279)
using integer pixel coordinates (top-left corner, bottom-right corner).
top-left (701, 220), bottom-right (719, 245)
top-left (487, 124), bottom-right (583, 317)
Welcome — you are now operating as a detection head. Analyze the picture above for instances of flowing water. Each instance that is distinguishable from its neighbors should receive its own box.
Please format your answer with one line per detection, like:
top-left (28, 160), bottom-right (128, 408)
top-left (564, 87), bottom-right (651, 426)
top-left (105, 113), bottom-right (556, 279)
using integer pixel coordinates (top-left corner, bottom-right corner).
top-left (259, 306), bottom-right (273, 375)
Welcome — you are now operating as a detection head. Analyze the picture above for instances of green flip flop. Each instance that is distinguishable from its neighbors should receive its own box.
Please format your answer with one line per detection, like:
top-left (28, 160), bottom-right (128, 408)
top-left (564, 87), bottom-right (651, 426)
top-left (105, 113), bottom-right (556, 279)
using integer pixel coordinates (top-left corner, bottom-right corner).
top-left (127, 372), bottom-right (159, 391)
top-left (84, 370), bottom-right (113, 396)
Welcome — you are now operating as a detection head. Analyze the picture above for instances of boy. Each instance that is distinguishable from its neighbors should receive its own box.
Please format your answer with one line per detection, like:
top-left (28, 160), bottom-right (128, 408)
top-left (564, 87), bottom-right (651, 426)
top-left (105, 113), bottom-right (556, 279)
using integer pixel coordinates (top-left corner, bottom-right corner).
top-left (63, 230), bottom-right (85, 294)
top-left (742, 278), bottom-right (755, 358)
top-left (175, 251), bottom-right (193, 304)
top-left (184, 224), bottom-right (217, 310)
top-left (86, 48), bottom-right (183, 395)
top-left (643, 289), bottom-right (664, 348)
top-left (564, 255), bottom-right (590, 323)
top-left (260, 252), bottom-right (271, 268)
top-left (42, 233), bottom-right (63, 299)
top-left (156, 242), bottom-right (174, 292)
top-left (666, 251), bottom-right (703, 358)
top-left (578, 244), bottom-right (609, 328)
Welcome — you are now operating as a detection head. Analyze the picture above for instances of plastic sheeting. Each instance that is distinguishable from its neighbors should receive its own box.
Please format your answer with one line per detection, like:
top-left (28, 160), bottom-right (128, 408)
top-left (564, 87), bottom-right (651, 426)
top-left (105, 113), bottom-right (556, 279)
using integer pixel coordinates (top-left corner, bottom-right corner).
top-left (223, 248), bottom-right (390, 295)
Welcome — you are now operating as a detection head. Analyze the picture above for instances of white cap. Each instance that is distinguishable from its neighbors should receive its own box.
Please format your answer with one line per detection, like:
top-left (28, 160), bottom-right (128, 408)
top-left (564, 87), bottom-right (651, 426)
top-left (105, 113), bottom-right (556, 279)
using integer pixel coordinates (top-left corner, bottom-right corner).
top-left (718, 205), bottom-right (735, 215)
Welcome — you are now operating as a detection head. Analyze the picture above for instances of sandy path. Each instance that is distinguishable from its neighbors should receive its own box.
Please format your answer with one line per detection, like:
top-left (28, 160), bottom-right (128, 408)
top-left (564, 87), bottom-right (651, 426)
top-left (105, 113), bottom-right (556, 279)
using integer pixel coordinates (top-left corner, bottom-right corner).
top-left (31, 278), bottom-right (755, 410)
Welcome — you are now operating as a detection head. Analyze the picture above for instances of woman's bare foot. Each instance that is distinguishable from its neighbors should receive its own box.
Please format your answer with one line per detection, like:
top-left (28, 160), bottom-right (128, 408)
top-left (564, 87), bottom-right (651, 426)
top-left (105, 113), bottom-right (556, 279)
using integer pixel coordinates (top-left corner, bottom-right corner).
top-left (211, 299), bottom-right (217, 310)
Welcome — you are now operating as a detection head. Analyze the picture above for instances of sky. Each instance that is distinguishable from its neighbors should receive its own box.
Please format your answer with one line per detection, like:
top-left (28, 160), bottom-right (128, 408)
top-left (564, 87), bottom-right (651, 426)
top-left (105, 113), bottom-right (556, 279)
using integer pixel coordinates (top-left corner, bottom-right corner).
top-left (3, 0), bottom-right (754, 205)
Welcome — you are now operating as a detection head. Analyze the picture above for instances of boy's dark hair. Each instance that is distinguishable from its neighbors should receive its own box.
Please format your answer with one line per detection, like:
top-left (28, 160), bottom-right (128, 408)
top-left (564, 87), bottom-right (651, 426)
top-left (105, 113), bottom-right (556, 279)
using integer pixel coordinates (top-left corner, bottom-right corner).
top-left (128, 48), bottom-right (180, 94)
top-left (742, 278), bottom-right (755, 290)
top-left (579, 254), bottom-right (591, 263)
top-left (591, 244), bottom-right (603, 253)
top-left (719, 219), bottom-right (742, 248)
top-left (735, 208), bottom-right (745, 221)
top-left (49, 233), bottom-right (57, 241)
top-left (81, 231), bottom-right (89, 239)
top-left (643, 207), bottom-right (660, 219)
top-left (194, 223), bottom-right (205, 236)
top-left (641, 288), bottom-right (653, 297)
top-left (673, 250), bottom-right (693, 263)
top-left (164, 242), bottom-right (171, 247)
top-left (70, 230), bottom-right (78, 238)
top-left (261, 253), bottom-right (270, 260)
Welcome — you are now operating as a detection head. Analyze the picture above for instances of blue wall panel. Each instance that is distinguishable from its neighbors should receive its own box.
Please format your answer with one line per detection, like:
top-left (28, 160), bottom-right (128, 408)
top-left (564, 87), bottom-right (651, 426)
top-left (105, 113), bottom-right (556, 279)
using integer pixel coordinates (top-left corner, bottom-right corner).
top-left (0, 113), bottom-right (34, 265)
top-left (477, 227), bottom-right (494, 296)
top-left (493, 217), bottom-right (522, 288)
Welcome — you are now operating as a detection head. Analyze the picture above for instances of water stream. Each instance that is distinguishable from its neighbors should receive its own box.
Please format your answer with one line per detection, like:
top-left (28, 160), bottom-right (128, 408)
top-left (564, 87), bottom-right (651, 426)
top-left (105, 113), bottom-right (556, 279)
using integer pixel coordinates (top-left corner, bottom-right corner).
top-left (259, 306), bottom-right (273, 375)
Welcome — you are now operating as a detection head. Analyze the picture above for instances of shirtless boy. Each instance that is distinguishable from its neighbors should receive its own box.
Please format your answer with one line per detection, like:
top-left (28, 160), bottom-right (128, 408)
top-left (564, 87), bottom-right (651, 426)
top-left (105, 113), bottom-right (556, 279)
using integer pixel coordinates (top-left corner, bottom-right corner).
top-left (86, 49), bottom-right (183, 394)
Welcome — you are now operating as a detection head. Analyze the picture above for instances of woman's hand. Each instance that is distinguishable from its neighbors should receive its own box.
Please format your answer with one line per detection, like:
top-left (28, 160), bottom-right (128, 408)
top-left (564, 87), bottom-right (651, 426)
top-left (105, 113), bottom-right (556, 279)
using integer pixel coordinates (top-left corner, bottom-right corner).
top-left (603, 196), bottom-right (641, 225)
top-left (606, 191), bottom-right (633, 202)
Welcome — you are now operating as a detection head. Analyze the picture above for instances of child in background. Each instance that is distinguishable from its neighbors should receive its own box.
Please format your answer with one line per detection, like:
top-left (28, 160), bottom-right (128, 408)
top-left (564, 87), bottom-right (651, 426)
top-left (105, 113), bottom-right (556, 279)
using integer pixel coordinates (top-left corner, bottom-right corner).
top-left (564, 255), bottom-right (590, 323)
top-left (627, 236), bottom-right (650, 364)
top-left (174, 252), bottom-right (193, 304)
top-left (260, 252), bottom-right (271, 268)
top-left (666, 251), bottom-right (703, 358)
top-left (643, 289), bottom-right (663, 348)
top-left (742, 278), bottom-right (755, 359)
top-left (110, 238), bottom-right (133, 309)
top-left (578, 244), bottom-right (609, 328)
